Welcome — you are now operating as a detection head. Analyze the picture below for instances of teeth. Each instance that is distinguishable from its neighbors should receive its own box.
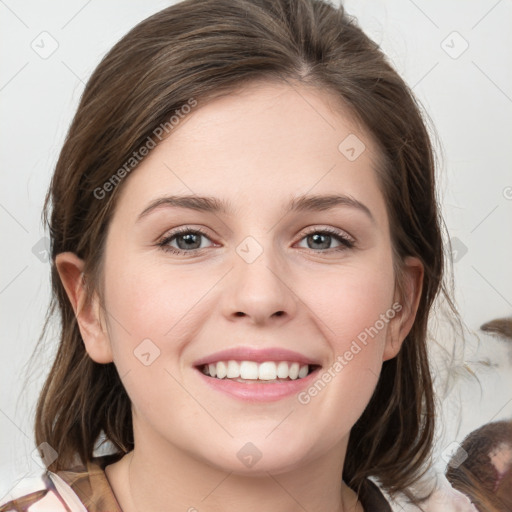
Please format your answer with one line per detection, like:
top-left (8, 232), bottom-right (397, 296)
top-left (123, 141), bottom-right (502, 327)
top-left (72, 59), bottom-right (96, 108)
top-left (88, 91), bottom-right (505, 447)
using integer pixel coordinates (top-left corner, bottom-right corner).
top-left (216, 361), bottom-right (227, 379)
top-left (240, 361), bottom-right (259, 379)
top-left (258, 361), bottom-right (276, 380)
top-left (276, 361), bottom-right (289, 378)
top-left (289, 362), bottom-right (299, 379)
top-left (201, 360), bottom-right (311, 381)
top-left (227, 360), bottom-right (239, 378)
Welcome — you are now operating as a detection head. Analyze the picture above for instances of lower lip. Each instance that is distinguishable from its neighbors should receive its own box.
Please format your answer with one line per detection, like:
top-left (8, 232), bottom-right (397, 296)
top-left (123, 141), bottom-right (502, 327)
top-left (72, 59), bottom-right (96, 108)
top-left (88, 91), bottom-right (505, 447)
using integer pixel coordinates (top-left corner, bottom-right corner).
top-left (195, 367), bottom-right (321, 402)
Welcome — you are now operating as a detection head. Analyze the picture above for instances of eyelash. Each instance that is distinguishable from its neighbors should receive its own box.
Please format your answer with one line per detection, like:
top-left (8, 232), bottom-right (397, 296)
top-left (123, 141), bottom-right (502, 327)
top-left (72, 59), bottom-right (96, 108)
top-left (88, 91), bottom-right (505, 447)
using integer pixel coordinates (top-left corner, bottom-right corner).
top-left (157, 226), bottom-right (355, 256)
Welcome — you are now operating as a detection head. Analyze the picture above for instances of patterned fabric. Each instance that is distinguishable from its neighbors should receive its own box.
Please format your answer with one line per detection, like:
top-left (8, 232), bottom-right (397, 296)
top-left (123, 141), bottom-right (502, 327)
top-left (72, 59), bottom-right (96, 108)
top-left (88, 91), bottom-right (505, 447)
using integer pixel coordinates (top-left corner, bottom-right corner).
top-left (0, 454), bottom-right (122, 512)
top-left (0, 453), bottom-right (391, 511)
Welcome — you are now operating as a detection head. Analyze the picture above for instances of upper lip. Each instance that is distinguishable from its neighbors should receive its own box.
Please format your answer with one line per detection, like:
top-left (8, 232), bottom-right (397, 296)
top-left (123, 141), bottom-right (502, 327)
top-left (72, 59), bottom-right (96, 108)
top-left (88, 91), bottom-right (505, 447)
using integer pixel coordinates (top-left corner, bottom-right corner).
top-left (193, 347), bottom-right (322, 367)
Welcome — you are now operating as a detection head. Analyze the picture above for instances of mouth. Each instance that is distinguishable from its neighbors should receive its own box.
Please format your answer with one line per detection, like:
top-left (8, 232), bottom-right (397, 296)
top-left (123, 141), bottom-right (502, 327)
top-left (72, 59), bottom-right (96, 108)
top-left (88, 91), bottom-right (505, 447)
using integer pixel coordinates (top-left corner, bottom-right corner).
top-left (196, 360), bottom-right (320, 384)
top-left (192, 347), bottom-right (323, 401)
top-left (194, 360), bottom-right (322, 402)
top-left (196, 360), bottom-right (322, 383)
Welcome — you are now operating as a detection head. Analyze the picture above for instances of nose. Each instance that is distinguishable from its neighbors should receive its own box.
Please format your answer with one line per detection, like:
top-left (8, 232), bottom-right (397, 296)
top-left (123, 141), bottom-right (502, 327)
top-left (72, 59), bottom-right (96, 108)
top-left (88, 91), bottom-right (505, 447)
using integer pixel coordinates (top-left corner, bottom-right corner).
top-left (222, 242), bottom-right (298, 326)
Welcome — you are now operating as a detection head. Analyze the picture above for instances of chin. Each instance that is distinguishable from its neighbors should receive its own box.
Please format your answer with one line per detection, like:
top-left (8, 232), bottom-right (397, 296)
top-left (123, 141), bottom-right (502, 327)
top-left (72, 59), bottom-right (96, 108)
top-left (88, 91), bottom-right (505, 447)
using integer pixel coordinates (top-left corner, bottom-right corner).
top-left (199, 438), bottom-right (318, 477)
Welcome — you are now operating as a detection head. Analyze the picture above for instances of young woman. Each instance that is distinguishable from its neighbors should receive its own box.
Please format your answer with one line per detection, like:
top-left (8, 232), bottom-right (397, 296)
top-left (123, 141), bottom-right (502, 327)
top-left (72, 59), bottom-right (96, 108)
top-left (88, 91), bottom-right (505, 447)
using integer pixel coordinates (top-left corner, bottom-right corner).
top-left (0, 0), bottom-right (474, 510)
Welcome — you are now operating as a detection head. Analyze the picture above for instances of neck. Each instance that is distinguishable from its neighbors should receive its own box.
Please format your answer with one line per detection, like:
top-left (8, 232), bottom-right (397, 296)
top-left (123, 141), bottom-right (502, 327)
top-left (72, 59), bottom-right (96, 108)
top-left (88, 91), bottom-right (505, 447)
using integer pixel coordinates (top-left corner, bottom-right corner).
top-left (107, 431), bottom-right (363, 512)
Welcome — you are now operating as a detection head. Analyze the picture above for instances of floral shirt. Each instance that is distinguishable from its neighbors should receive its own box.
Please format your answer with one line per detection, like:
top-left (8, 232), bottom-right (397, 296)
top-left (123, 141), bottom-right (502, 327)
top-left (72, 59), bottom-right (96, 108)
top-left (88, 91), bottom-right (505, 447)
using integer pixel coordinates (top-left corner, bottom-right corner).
top-left (0, 454), bottom-right (391, 512)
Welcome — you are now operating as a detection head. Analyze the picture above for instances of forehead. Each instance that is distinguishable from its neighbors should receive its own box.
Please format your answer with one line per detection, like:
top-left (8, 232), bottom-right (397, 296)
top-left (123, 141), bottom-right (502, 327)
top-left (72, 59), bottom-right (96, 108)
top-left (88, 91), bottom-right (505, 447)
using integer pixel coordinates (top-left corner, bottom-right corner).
top-left (113, 80), bottom-right (388, 224)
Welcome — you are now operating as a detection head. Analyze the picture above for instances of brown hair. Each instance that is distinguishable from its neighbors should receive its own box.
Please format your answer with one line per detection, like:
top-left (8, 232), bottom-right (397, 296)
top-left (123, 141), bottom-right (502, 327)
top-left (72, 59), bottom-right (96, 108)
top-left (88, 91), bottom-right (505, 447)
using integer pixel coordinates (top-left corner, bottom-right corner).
top-left (446, 421), bottom-right (512, 512)
top-left (32, 0), bottom-right (456, 501)
top-left (480, 317), bottom-right (512, 339)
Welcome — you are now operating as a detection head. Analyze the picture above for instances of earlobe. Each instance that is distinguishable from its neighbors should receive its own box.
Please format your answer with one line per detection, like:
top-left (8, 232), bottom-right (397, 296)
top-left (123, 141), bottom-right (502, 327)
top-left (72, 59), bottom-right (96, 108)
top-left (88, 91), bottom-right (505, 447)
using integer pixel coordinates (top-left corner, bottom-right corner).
top-left (383, 256), bottom-right (424, 361)
top-left (55, 252), bottom-right (113, 364)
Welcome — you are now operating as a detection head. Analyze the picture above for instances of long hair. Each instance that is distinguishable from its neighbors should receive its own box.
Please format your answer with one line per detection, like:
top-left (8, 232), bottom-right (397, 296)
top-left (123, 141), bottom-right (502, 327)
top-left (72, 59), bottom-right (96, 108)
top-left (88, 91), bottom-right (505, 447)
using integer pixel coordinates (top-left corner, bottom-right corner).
top-left (33, 0), bottom-right (455, 500)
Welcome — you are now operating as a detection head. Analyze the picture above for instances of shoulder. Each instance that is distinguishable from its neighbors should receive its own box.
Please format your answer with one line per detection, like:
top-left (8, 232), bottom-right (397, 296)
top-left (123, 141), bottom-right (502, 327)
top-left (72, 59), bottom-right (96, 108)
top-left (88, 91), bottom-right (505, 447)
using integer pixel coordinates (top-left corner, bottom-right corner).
top-left (384, 474), bottom-right (479, 512)
top-left (0, 454), bottom-right (122, 512)
top-left (0, 472), bottom-right (82, 512)
top-left (55, 453), bottom-right (123, 511)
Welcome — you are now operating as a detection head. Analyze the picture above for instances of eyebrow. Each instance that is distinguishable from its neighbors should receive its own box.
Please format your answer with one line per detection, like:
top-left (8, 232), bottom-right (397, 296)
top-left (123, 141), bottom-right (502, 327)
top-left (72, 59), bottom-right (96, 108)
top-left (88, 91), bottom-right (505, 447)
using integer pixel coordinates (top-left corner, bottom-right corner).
top-left (136, 193), bottom-right (375, 224)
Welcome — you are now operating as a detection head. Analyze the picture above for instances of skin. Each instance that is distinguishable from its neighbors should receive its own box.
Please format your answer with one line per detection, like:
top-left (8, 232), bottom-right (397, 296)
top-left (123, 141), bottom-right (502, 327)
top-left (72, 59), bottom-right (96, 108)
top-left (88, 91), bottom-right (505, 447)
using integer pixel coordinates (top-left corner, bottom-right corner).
top-left (56, 80), bottom-right (424, 512)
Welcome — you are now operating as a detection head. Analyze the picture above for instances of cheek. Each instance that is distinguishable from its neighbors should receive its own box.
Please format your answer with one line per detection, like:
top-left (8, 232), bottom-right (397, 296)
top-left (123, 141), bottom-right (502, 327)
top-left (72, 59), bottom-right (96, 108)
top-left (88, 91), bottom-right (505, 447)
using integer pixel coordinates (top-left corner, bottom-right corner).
top-left (100, 258), bottom-right (203, 418)
top-left (292, 258), bottom-right (396, 416)
top-left (303, 259), bottom-right (396, 348)
top-left (102, 252), bottom-right (207, 341)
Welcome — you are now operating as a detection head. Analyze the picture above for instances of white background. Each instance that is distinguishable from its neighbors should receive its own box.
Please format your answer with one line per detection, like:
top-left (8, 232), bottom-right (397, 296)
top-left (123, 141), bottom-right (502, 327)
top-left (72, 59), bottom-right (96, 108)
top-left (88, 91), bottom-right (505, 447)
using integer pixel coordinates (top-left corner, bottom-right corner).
top-left (1, 0), bottom-right (511, 504)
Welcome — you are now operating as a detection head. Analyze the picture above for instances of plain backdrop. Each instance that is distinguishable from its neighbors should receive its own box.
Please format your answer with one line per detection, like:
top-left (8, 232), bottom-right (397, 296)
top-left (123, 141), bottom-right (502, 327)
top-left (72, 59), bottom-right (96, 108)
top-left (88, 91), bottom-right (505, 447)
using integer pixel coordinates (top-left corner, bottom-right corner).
top-left (1, 0), bottom-right (511, 504)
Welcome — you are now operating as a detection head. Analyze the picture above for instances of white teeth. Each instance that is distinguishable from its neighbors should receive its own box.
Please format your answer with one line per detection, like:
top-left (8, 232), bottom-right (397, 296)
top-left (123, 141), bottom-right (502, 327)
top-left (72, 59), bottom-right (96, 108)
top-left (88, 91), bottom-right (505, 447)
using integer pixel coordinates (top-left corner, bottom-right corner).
top-left (201, 360), bottom-right (312, 381)
top-left (226, 360), bottom-right (239, 378)
top-left (258, 361), bottom-right (277, 380)
top-left (298, 364), bottom-right (309, 378)
top-left (277, 361), bottom-right (289, 378)
top-left (240, 361), bottom-right (259, 379)
top-left (289, 362), bottom-right (299, 379)
top-left (216, 361), bottom-right (227, 379)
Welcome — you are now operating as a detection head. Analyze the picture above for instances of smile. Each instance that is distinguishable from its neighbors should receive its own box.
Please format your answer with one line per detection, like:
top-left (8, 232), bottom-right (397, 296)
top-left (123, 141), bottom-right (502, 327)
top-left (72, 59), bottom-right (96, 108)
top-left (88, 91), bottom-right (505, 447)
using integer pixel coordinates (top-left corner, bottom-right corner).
top-left (199, 360), bottom-right (318, 382)
top-left (195, 361), bottom-right (322, 402)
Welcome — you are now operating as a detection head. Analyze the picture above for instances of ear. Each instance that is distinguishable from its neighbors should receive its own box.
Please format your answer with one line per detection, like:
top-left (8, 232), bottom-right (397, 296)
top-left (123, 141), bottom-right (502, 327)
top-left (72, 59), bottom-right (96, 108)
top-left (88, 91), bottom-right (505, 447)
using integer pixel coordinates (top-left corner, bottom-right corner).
top-left (55, 252), bottom-right (113, 364)
top-left (383, 256), bottom-right (424, 361)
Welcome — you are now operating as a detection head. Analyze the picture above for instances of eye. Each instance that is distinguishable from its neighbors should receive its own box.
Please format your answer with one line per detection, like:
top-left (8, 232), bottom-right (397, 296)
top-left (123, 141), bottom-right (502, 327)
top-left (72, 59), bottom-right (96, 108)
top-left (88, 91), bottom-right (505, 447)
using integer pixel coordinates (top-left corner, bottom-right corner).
top-left (157, 226), bottom-right (355, 256)
top-left (295, 227), bottom-right (355, 252)
top-left (157, 227), bottom-right (214, 255)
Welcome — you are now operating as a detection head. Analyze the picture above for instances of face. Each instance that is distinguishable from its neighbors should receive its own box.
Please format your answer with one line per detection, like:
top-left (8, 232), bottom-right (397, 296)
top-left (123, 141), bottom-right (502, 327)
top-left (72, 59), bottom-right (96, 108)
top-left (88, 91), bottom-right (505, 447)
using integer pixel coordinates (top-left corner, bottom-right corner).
top-left (74, 81), bottom-right (421, 475)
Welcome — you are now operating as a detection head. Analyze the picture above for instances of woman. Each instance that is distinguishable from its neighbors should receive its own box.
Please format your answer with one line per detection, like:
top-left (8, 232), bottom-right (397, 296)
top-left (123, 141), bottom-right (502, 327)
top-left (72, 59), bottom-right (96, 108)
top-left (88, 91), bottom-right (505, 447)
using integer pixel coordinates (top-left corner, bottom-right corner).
top-left (0, 0), bottom-right (474, 510)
